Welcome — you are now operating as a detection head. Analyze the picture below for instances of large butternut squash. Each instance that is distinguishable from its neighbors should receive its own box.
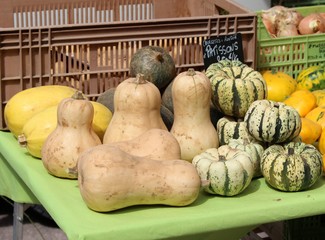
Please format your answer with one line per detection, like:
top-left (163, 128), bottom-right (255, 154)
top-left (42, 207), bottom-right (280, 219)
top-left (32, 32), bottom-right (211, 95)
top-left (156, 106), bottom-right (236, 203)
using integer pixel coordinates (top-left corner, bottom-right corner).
top-left (78, 145), bottom-right (201, 212)
top-left (108, 128), bottom-right (181, 160)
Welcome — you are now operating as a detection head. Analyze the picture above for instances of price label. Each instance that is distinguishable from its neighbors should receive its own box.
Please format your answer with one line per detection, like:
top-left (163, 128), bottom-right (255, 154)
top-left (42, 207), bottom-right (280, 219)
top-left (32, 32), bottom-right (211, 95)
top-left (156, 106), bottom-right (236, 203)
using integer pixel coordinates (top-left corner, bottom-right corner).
top-left (202, 33), bottom-right (244, 69)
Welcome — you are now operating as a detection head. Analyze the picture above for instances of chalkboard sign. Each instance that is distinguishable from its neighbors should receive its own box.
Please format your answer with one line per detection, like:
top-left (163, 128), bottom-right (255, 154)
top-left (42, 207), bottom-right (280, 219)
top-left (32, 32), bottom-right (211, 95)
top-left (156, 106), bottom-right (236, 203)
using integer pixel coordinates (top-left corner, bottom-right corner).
top-left (202, 33), bottom-right (244, 69)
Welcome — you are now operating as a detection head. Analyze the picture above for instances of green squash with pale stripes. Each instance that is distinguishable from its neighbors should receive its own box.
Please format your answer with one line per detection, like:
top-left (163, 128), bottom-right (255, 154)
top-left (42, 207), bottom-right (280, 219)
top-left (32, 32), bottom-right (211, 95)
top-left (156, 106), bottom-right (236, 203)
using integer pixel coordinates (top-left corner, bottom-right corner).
top-left (192, 145), bottom-right (254, 196)
top-left (244, 99), bottom-right (301, 144)
top-left (216, 116), bottom-right (254, 146)
top-left (206, 60), bottom-right (267, 118)
top-left (261, 142), bottom-right (322, 192)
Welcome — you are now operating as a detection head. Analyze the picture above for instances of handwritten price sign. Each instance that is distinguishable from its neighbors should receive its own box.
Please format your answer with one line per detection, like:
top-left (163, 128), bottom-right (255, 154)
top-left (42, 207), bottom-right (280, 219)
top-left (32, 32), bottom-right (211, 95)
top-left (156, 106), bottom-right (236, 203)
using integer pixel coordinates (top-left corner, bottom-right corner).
top-left (202, 33), bottom-right (244, 69)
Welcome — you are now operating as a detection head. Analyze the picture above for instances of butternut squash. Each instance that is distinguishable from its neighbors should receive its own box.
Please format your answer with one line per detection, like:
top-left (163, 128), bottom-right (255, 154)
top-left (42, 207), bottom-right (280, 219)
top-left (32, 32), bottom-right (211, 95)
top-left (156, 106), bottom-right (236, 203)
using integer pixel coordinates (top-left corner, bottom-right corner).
top-left (41, 91), bottom-right (101, 179)
top-left (103, 74), bottom-right (167, 144)
top-left (18, 101), bottom-right (111, 158)
top-left (170, 68), bottom-right (219, 162)
top-left (78, 145), bottom-right (201, 212)
top-left (108, 128), bottom-right (181, 160)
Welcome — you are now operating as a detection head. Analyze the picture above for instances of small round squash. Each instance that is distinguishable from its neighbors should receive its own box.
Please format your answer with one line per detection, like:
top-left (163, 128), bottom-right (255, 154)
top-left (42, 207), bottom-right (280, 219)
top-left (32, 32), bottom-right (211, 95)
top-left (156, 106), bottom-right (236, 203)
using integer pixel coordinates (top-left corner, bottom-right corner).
top-left (261, 142), bottom-right (323, 192)
top-left (192, 145), bottom-right (254, 196)
top-left (228, 138), bottom-right (264, 178)
top-left (216, 116), bottom-right (254, 146)
top-left (244, 99), bottom-right (301, 144)
top-left (206, 60), bottom-right (267, 118)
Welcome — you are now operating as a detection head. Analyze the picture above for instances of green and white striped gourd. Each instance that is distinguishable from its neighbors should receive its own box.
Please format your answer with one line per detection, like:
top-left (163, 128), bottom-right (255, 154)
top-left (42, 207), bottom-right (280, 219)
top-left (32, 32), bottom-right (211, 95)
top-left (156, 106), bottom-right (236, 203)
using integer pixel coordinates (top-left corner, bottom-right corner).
top-left (261, 142), bottom-right (322, 192)
top-left (216, 116), bottom-right (254, 146)
top-left (244, 99), bottom-right (301, 144)
top-left (192, 145), bottom-right (254, 196)
top-left (205, 60), bottom-right (267, 118)
top-left (228, 138), bottom-right (264, 178)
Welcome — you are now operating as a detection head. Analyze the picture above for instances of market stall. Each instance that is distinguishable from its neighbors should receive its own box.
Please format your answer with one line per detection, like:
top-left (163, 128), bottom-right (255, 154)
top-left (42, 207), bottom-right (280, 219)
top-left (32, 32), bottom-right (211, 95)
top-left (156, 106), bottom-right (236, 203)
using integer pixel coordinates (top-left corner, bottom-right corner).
top-left (1, 130), bottom-right (325, 240)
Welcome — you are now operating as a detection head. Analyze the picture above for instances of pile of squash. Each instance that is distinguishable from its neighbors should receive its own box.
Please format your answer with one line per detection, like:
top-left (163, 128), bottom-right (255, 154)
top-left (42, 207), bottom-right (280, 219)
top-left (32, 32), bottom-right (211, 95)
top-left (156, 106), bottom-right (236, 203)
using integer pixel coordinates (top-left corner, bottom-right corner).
top-left (3, 45), bottom-right (325, 213)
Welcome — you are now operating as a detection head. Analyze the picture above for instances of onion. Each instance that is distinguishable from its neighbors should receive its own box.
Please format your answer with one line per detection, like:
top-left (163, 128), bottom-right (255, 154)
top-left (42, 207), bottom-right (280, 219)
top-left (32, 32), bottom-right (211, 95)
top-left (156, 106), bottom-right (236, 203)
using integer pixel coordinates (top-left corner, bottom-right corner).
top-left (298, 13), bottom-right (325, 35)
top-left (261, 5), bottom-right (288, 37)
top-left (277, 21), bottom-right (299, 38)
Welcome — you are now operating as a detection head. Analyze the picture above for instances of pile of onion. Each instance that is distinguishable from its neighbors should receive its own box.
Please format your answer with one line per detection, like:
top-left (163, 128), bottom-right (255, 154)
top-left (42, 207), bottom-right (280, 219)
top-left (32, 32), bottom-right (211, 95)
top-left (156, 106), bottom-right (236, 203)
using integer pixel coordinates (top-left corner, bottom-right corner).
top-left (262, 6), bottom-right (325, 38)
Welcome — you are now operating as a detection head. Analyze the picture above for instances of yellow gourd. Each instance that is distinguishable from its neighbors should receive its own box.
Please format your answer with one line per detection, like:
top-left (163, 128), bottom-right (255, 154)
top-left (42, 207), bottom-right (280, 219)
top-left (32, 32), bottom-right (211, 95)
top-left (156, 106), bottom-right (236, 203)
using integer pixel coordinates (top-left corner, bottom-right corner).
top-left (103, 74), bottom-right (167, 144)
top-left (78, 145), bottom-right (201, 212)
top-left (4, 85), bottom-right (76, 137)
top-left (170, 68), bottom-right (219, 162)
top-left (41, 91), bottom-right (101, 179)
top-left (283, 89), bottom-right (317, 117)
top-left (18, 101), bottom-right (111, 158)
top-left (262, 69), bottom-right (297, 102)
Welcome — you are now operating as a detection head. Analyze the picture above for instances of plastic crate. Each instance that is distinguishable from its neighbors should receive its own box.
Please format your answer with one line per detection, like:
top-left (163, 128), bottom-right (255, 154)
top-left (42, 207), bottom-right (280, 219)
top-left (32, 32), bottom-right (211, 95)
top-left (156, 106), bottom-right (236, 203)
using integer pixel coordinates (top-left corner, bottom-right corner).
top-left (256, 5), bottom-right (325, 78)
top-left (0, 0), bottom-right (257, 130)
top-left (271, 0), bottom-right (325, 8)
top-left (283, 215), bottom-right (325, 240)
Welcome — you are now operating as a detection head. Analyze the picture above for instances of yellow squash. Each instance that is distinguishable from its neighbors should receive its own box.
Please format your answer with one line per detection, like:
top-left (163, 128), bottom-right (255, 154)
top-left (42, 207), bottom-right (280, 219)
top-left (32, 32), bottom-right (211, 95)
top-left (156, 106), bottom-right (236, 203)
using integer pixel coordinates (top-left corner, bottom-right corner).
top-left (305, 106), bottom-right (325, 129)
top-left (262, 69), bottom-right (297, 102)
top-left (4, 85), bottom-right (77, 137)
top-left (283, 89), bottom-right (316, 117)
top-left (299, 118), bottom-right (322, 145)
top-left (312, 89), bottom-right (325, 107)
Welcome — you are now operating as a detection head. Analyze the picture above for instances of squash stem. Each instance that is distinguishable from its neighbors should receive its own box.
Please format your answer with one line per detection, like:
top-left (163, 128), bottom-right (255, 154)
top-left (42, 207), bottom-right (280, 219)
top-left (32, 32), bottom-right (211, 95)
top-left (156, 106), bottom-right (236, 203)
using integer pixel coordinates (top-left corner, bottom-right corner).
top-left (72, 91), bottom-right (86, 100)
top-left (288, 147), bottom-right (295, 155)
top-left (187, 68), bottom-right (196, 76)
top-left (134, 73), bottom-right (147, 85)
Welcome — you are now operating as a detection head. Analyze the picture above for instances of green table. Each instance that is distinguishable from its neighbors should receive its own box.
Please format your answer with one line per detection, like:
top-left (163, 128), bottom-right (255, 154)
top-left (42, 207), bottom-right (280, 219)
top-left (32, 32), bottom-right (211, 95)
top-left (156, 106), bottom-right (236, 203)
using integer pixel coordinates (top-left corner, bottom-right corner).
top-left (1, 130), bottom-right (325, 240)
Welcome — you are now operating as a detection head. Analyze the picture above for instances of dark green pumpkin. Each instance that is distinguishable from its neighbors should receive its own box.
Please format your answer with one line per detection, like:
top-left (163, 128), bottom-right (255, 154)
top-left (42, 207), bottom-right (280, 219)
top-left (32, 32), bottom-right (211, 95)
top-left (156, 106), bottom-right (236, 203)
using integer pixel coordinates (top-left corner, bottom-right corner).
top-left (161, 80), bottom-right (174, 113)
top-left (261, 142), bottom-right (322, 192)
top-left (206, 60), bottom-right (267, 118)
top-left (96, 88), bottom-right (116, 113)
top-left (244, 99), bottom-right (301, 144)
top-left (129, 46), bottom-right (176, 90)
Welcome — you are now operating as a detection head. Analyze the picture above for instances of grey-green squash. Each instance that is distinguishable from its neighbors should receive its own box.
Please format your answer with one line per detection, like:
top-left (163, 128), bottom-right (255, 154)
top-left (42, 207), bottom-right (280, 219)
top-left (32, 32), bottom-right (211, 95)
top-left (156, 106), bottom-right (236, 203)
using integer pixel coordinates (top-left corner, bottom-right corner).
top-left (261, 142), bottom-right (322, 192)
top-left (244, 99), bottom-right (302, 144)
top-left (205, 59), bottom-right (267, 118)
top-left (192, 145), bottom-right (254, 196)
top-left (129, 45), bottom-right (176, 90)
top-left (216, 116), bottom-right (254, 146)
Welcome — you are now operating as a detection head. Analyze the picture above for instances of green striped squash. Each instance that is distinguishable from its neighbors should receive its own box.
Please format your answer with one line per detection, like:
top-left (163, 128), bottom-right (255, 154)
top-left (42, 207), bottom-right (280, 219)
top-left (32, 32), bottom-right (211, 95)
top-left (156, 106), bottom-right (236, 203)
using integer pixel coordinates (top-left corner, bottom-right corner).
top-left (228, 138), bottom-right (264, 178)
top-left (261, 142), bottom-right (322, 192)
top-left (244, 100), bottom-right (301, 144)
top-left (205, 60), bottom-right (267, 118)
top-left (296, 65), bottom-right (325, 91)
top-left (216, 116), bottom-right (254, 146)
top-left (192, 145), bottom-right (254, 196)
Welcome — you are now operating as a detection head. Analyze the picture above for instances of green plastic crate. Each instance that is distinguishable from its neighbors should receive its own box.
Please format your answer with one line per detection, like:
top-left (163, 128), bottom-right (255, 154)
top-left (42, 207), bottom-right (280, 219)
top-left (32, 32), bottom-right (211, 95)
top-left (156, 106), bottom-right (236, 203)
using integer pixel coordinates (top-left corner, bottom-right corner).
top-left (272, 0), bottom-right (325, 7)
top-left (256, 5), bottom-right (325, 79)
